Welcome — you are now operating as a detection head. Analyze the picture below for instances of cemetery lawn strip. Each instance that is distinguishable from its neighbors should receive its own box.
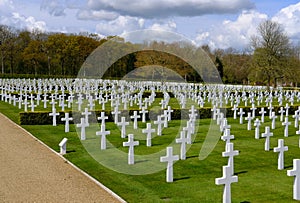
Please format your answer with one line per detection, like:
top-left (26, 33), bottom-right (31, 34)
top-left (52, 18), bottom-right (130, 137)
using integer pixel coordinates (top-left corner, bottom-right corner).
top-left (2, 100), bottom-right (300, 202)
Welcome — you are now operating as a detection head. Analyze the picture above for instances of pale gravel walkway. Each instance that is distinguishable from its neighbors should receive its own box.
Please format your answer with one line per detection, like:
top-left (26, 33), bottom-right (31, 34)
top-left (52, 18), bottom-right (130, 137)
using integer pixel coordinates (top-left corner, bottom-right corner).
top-left (0, 113), bottom-right (124, 203)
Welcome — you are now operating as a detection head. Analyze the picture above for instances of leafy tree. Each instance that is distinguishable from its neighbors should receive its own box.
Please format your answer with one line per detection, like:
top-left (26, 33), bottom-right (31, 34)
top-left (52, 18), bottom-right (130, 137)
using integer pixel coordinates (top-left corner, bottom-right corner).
top-left (251, 20), bottom-right (291, 87)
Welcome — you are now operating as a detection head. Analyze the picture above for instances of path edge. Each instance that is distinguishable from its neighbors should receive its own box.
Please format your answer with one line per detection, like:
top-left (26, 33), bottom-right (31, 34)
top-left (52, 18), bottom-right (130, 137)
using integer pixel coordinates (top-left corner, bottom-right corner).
top-left (0, 113), bottom-right (127, 203)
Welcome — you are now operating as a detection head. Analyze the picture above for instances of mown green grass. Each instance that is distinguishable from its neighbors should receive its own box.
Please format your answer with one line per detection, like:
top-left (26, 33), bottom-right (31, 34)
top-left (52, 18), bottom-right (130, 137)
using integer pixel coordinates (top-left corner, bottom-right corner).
top-left (1, 100), bottom-right (300, 202)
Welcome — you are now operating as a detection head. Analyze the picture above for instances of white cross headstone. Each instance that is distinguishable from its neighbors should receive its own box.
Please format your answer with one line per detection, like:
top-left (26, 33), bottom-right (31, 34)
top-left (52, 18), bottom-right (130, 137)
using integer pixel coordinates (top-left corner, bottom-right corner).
top-left (273, 139), bottom-right (288, 170)
top-left (97, 112), bottom-right (108, 128)
top-left (270, 112), bottom-right (277, 130)
top-left (118, 117), bottom-right (129, 138)
top-left (160, 147), bottom-right (179, 183)
top-left (82, 107), bottom-right (92, 125)
top-left (262, 126), bottom-right (273, 151)
top-left (183, 120), bottom-right (193, 144)
top-left (142, 123), bottom-right (155, 147)
top-left (259, 107), bottom-right (266, 123)
top-left (131, 111), bottom-right (140, 129)
top-left (176, 131), bottom-right (188, 160)
top-left (285, 103), bottom-right (290, 117)
top-left (254, 118), bottom-right (261, 139)
top-left (111, 106), bottom-right (121, 124)
top-left (231, 105), bottom-right (238, 120)
top-left (96, 125), bottom-right (110, 150)
top-left (245, 112), bottom-right (253, 131)
top-left (154, 115), bottom-right (164, 136)
top-left (123, 134), bottom-right (139, 165)
top-left (282, 116), bottom-right (291, 137)
top-left (165, 106), bottom-right (173, 121)
top-left (223, 143), bottom-right (239, 175)
top-left (287, 159), bottom-right (300, 200)
top-left (49, 108), bottom-right (60, 126)
top-left (76, 117), bottom-right (89, 140)
top-left (61, 112), bottom-right (73, 132)
top-left (215, 165), bottom-right (238, 203)
top-left (221, 129), bottom-right (234, 144)
top-left (250, 104), bottom-right (257, 119)
top-left (139, 107), bottom-right (148, 123)
top-left (293, 110), bottom-right (300, 128)
top-left (237, 108), bottom-right (245, 124)
top-left (278, 107), bottom-right (285, 122)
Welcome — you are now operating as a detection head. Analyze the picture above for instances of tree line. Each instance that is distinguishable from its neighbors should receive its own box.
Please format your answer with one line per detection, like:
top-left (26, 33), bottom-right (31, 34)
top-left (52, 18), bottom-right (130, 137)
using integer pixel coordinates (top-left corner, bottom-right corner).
top-left (0, 20), bottom-right (300, 86)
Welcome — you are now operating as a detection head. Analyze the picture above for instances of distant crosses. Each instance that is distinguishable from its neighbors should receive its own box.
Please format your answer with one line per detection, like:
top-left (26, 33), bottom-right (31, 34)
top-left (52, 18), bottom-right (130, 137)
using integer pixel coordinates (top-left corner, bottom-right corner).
top-left (123, 134), bottom-right (139, 165)
top-left (237, 108), bottom-right (245, 124)
top-left (245, 112), bottom-right (253, 131)
top-left (282, 117), bottom-right (291, 137)
top-left (49, 108), bottom-right (59, 126)
top-left (176, 131), bottom-right (188, 160)
top-left (287, 159), bottom-right (300, 200)
top-left (61, 112), bottom-right (73, 132)
top-left (254, 118), bottom-right (261, 139)
top-left (262, 126), bottom-right (273, 151)
top-left (273, 139), bottom-right (288, 170)
top-left (160, 147), bottom-right (179, 183)
top-left (259, 107), bottom-right (266, 123)
top-left (215, 165), bottom-right (238, 203)
top-left (96, 125), bottom-right (110, 150)
top-left (118, 117), bottom-right (129, 138)
top-left (142, 123), bottom-right (155, 147)
top-left (76, 117), bottom-right (89, 140)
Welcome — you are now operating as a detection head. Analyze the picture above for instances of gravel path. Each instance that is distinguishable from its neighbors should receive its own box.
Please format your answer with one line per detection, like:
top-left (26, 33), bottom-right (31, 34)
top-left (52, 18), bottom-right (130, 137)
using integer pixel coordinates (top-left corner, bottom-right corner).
top-left (0, 113), bottom-right (124, 203)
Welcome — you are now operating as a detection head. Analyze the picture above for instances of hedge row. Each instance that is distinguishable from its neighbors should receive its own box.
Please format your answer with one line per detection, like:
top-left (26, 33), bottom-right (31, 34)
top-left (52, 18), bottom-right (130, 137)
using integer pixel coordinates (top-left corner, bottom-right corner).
top-left (19, 105), bottom-right (300, 125)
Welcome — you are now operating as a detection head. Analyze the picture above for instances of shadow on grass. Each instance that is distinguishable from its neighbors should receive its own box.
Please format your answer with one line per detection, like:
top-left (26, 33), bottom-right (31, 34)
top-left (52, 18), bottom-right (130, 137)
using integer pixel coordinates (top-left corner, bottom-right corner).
top-left (174, 176), bottom-right (190, 182)
top-left (234, 171), bottom-right (248, 175)
top-left (135, 160), bottom-right (149, 164)
top-left (187, 155), bottom-right (198, 159)
top-left (284, 165), bottom-right (293, 169)
top-left (66, 150), bottom-right (76, 153)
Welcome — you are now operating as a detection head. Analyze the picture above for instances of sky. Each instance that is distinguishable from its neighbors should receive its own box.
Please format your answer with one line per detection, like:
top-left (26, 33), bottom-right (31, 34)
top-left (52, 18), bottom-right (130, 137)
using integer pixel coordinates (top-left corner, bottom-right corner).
top-left (1, 0), bottom-right (300, 50)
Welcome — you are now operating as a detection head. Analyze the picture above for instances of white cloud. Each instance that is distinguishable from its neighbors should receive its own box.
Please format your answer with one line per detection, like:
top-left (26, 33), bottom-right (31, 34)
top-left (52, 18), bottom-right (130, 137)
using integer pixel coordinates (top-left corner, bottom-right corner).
top-left (148, 20), bottom-right (177, 32)
top-left (40, 0), bottom-right (67, 16)
top-left (86, 0), bottom-right (254, 19)
top-left (195, 10), bottom-right (267, 50)
top-left (8, 12), bottom-right (47, 32)
top-left (77, 9), bottom-right (119, 21)
top-left (272, 2), bottom-right (300, 42)
top-left (96, 15), bottom-right (145, 36)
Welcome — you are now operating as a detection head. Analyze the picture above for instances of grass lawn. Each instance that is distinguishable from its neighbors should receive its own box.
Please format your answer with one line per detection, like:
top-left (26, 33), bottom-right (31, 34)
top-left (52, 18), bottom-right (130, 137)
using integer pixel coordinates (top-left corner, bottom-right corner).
top-left (1, 100), bottom-right (300, 202)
